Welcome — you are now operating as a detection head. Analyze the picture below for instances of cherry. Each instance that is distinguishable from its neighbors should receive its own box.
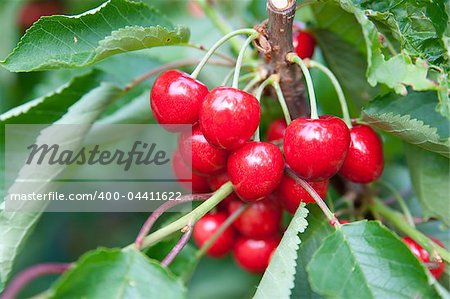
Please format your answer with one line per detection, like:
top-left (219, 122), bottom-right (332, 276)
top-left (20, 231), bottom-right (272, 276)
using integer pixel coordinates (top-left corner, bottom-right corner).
top-left (199, 87), bottom-right (261, 150)
top-left (172, 150), bottom-right (210, 193)
top-left (266, 119), bottom-right (287, 142)
top-left (193, 212), bottom-right (236, 258)
top-left (227, 141), bottom-right (284, 201)
top-left (402, 237), bottom-right (446, 279)
top-left (178, 124), bottom-right (228, 175)
top-left (274, 174), bottom-right (328, 214)
top-left (151, 70), bottom-right (208, 132)
top-left (18, 1), bottom-right (63, 29)
top-left (284, 115), bottom-right (350, 181)
top-left (228, 197), bottom-right (282, 238)
top-left (339, 124), bottom-right (384, 183)
top-left (292, 22), bottom-right (316, 59)
top-left (233, 234), bottom-right (280, 273)
top-left (207, 172), bottom-right (240, 210)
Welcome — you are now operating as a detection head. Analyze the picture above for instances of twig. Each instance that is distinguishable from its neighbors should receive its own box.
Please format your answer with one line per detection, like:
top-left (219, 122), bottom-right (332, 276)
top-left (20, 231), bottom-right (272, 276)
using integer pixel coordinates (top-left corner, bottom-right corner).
top-left (267, 0), bottom-right (308, 118)
top-left (161, 223), bottom-right (194, 267)
top-left (1, 263), bottom-right (71, 299)
top-left (134, 193), bottom-right (212, 250)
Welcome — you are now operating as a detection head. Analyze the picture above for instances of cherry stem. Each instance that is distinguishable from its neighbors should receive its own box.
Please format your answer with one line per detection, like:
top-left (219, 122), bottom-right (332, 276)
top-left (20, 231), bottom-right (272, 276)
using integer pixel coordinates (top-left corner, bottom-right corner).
top-left (243, 74), bottom-right (262, 92)
top-left (1, 263), bottom-right (71, 299)
top-left (286, 167), bottom-right (341, 228)
top-left (125, 58), bottom-right (232, 92)
top-left (134, 193), bottom-right (212, 250)
top-left (254, 75), bottom-right (277, 141)
top-left (190, 28), bottom-right (256, 79)
top-left (196, 203), bottom-right (248, 259)
top-left (286, 53), bottom-right (319, 119)
top-left (306, 60), bottom-right (352, 127)
top-left (371, 199), bottom-right (450, 264)
top-left (232, 33), bottom-right (258, 89)
top-left (161, 223), bottom-right (193, 267)
top-left (377, 180), bottom-right (415, 228)
top-left (271, 77), bottom-right (292, 124)
top-left (194, 0), bottom-right (243, 54)
top-left (125, 182), bottom-right (234, 251)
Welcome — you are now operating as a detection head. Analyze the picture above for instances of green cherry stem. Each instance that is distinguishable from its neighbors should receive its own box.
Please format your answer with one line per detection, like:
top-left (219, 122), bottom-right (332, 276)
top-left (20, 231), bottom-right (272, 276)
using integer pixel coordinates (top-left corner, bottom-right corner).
top-left (243, 74), bottom-right (262, 92)
top-left (221, 68), bottom-right (235, 86)
top-left (190, 28), bottom-right (256, 79)
top-left (125, 182), bottom-right (234, 250)
top-left (377, 180), bottom-right (415, 228)
top-left (196, 203), bottom-right (248, 259)
top-left (286, 167), bottom-right (341, 228)
top-left (286, 53), bottom-right (319, 119)
top-left (232, 32), bottom-right (259, 89)
top-left (306, 59), bottom-right (352, 127)
top-left (272, 78), bottom-right (292, 124)
top-left (254, 75), bottom-right (277, 141)
top-left (371, 199), bottom-right (450, 264)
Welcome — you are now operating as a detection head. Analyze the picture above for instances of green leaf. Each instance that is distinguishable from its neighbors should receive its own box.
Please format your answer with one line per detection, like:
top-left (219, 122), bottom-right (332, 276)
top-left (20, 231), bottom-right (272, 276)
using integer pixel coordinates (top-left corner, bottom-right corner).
top-left (0, 81), bottom-right (123, 290)
top-left (1, 0), bottom-right (190, 72)
top-left (335, 0), bottom-right (438, 95)
top-left (47, 248), bottom-right (185, 299)
top-left (253, 204), bottom-right (309, 299)
top-left (291, 206), bottom-right (333, 299)
top-left (353, 0), bottom-right (449, 65)
top-left (362, 90), bottom-right (450, 158)
top-left (405, 144), bottom-right (450, 226)
top-left (307, 221), bottom-right (439, 298)
top-left (146, 237), bottom-right (198, 278)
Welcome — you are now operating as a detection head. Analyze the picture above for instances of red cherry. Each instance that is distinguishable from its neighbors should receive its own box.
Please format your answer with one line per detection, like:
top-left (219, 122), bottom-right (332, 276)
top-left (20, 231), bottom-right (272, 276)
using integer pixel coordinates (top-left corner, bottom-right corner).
top-left (199, 87), bottom-right (261, 150)
top-left (233, 234), bottom-right (280, 273)
top-left (228, 198), bottom-right (282, 238)
top-left (151, 70), bottom-right (208, 132)
top-left (402, 237), bottom-right (446, 279)
top-left (340, 219), bottom-right (351, 224)
top-left (207, 172), bottom-right (240, 210)
top-left (193, 212), bottom-right (236, 258)
top-left (18, 1), bottom-right (63, 29)
top-left (227, 142), bottom-right (284, 201)
top-left (178, 124), bottom-right (228, 175)
top-left (292, 22), bottom-right (315, 59)
top-left (339, 124), bottom-right (384, 183)
top-left (171, 150), bottom-right (210, 193)
top-left (284, 115), bottom-right (350, 181)
top-left (274, 174), bottom-right (328, 214)
top-left (266, 119), bottom-right (287, 142)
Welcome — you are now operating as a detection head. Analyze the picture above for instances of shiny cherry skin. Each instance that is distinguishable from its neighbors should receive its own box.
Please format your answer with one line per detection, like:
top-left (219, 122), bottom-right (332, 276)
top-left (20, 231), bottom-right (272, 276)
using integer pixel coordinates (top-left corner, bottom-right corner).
top-left (178, 124), bottom-right (228, 175)
top-left (233, 234), bottom-right (280, 273)
top-left (207, 172), bottom-right (240, 211)
top-left (172, 150), bottom-right (210, 193)
top-left (284, 115), bottom-right (350, 181)
top-left (151, 70), bottom-right (208, 132)
top-left (266, 119), bottom-right (287, 142)
top-left (274, 174), bottom-right (328, 214)
top-left (199, 87), bottom-right (261, 150)
top-left (228, 197), bottom-right (282, 238)
top-left (403, 237), bottom-right (446, 279)
top-left (339, 124), bottom-right (384, 183)
top-left (18, 1), bottom-right (63, 29)
top-left (292, 22), bottom-right (315, 59)
top-left (227, 142), bottom-right (284, 201)
top-left (193, 212), bottom-right (236, 258)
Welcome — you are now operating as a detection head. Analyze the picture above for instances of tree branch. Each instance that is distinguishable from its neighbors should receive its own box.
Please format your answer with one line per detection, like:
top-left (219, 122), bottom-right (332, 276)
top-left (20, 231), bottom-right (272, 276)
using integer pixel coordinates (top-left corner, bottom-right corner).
top-left (267, 0), bottom-right (309, 118)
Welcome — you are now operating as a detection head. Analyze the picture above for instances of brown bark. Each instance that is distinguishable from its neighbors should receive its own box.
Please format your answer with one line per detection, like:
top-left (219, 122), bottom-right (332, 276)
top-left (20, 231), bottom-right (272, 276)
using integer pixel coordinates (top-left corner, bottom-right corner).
top-left (266, 0), bottom-right (309, 118)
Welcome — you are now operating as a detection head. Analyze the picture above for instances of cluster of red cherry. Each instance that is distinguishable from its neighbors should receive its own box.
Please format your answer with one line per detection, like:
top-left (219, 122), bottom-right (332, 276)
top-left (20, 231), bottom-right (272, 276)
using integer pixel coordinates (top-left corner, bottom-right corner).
top-left (149, 26), bottom-right (386, 273)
